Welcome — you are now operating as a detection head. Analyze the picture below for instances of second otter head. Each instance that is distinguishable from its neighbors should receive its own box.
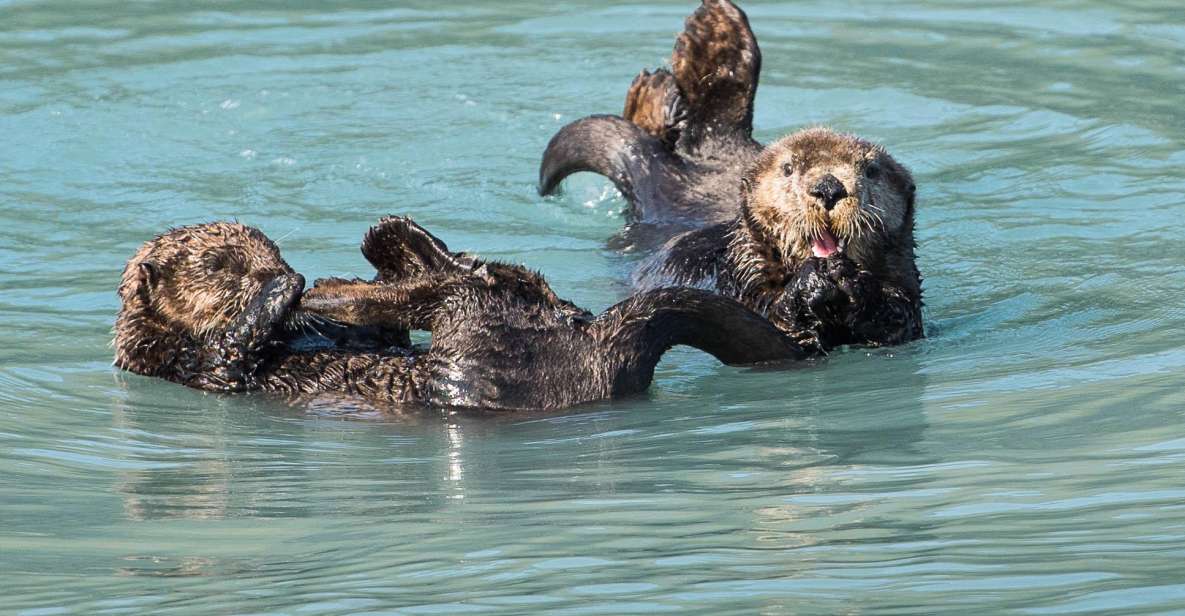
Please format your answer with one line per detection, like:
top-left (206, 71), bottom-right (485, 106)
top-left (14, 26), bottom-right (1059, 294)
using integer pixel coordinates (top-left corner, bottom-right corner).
top-left (114, 222), bottom-right (302, 374)
top-left (741, 127), bottom-right (916, 268)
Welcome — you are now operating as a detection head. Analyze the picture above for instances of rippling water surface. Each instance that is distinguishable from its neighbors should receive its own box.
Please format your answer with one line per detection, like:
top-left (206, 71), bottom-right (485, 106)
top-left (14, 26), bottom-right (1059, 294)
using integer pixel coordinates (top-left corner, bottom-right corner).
top-left (3, 1), bottom-right (1185, 613)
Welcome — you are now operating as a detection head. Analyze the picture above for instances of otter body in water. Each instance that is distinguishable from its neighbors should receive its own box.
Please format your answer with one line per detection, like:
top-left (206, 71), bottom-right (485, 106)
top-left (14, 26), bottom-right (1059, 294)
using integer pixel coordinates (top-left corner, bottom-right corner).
top-left (114, 219), bottom-right (803, 411)
top-left (637, 128), bottom-right (922, 351)
top-left (538, 0), bottom-right (923, 350)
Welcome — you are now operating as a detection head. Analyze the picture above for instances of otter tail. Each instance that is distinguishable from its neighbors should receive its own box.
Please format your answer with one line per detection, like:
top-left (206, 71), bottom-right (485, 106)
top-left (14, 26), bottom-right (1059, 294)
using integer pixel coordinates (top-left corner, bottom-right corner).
top-left (538, 115), bottom-right (676, 216)
top-left (595, 287), bottom-right (805, 395)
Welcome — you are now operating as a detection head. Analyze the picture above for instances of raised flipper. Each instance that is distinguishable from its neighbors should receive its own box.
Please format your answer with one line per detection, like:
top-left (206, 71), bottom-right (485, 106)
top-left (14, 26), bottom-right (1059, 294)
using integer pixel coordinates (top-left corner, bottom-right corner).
top-left (360, 216), bottom-right (469, 281)
top-left (669, 0), bottom-right (762, 157)
top-left (596, 287), bottom-right (805, 394)
top-left (538, 114), bottom-right (678, 211)
top-left (623, 68), bottom-right (686, 149)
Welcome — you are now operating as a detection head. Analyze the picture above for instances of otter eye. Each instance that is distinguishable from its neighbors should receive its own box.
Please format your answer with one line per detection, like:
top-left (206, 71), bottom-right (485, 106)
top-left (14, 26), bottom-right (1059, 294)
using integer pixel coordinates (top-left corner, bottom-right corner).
top-left (865, 163), bottom-right (881, 179)
top-left (781, 162), bottom-right (793, 177)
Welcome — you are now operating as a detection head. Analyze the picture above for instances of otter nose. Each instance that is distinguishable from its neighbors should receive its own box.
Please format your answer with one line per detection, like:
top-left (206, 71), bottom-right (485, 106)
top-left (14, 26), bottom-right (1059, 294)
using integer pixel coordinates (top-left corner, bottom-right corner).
top-left (809, 174), bottom-right (847, 211)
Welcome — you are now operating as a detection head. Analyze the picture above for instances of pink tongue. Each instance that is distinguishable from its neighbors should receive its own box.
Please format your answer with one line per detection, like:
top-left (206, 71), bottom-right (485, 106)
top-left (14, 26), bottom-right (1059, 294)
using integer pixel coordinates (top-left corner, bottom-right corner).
top-left (811, 229), bottom-right (839, 258)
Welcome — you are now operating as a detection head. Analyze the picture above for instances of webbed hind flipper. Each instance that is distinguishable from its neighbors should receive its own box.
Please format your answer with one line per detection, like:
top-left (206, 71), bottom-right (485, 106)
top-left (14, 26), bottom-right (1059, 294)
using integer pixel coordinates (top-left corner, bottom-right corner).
top-left (669, 0), bottom-right (762, 157)
top-left (623, 68), bottom-right (686, 149)
top-left (360, 216), bottom-right (469, 281)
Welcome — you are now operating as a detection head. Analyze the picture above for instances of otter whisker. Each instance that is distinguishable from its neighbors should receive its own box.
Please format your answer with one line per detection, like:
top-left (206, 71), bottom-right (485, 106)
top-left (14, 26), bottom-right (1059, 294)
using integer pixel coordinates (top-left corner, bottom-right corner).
top-left (870, 211), bottom-right (887, 233)
top-left (274, 226), bottom-right (301, 244)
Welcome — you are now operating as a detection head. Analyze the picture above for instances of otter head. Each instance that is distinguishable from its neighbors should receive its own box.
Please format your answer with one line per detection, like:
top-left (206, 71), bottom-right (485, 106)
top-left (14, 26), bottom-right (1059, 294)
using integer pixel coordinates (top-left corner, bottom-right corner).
top-left (741, 127), bottom-right (916, 270)
top-left (114, 222), bottom-right (300, 376)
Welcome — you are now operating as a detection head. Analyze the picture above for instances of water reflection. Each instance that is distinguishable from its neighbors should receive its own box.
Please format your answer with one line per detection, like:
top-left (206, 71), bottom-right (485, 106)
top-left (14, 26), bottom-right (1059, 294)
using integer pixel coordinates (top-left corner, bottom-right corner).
top-left (108, 348), bottom-right (928, 540)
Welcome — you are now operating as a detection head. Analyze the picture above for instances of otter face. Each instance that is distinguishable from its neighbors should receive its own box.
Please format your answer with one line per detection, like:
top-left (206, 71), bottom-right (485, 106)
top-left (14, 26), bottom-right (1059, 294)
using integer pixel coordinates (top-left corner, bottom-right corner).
top-left (116, 222), bottom-right (299, 362)
top-left (743, 127), bottom-right (916, 267)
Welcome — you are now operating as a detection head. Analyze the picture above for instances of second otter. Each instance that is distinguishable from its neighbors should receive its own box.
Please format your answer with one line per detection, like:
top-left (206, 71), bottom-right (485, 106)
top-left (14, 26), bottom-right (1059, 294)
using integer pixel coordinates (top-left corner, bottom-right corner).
top-left (637, 128), bottom-right (923, 351)
top-left (538, 0), bottom-right (923, 351)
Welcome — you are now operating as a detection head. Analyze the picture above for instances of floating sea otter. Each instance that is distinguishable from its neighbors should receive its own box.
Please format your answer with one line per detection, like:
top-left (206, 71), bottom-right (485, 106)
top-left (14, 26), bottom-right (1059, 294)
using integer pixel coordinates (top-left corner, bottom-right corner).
top-left (113, 218), bottom-right (803, 411)
top-left (539, 0), bottom-right (923, 351)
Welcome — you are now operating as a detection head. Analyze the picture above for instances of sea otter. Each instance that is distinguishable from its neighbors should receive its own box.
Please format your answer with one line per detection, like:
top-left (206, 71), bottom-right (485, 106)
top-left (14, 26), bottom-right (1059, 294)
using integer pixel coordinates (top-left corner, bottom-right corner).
top-left (637, 128), bottom-right (922, 351)
top-left (113, 222), bottom-right (410, 393)
top-left (538, 0), bottom-right (923, 351)
top-left (114, 219), bottom-right (804, 411)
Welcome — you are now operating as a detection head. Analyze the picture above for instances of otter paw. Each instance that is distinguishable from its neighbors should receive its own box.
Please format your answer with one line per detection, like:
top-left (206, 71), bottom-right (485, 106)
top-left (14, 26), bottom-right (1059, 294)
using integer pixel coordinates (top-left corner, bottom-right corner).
top-left (788, 258), bottom-right (845, 316)
top-left (822, 254), bottom-right (860, 282)
top-left (835, 270), bottom-right (879, 305)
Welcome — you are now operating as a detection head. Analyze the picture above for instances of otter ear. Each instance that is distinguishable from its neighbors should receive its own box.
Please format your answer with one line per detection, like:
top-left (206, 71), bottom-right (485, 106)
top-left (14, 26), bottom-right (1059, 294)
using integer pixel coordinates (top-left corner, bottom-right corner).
top-left (138, 262), bottom-right (160, 291)
top-left (472, 263), bottom-right (496, 285)
top-left (361, 216), bottom-right (469, 281)
top-left (740, 177), bottom-right (753, 194)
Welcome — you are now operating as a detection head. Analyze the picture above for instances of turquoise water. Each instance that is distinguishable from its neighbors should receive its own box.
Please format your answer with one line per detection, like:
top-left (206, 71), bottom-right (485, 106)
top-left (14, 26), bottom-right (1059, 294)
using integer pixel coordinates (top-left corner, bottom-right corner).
top-left (3, 0), bottom-right (1185, 613)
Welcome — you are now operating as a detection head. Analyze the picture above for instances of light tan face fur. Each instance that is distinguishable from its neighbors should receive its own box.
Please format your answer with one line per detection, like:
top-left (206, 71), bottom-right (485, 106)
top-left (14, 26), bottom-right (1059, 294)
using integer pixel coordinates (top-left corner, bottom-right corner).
top-left (744, 127), bottom-right (915, 267)
top-left (119, 222), bottom-right (294, 339)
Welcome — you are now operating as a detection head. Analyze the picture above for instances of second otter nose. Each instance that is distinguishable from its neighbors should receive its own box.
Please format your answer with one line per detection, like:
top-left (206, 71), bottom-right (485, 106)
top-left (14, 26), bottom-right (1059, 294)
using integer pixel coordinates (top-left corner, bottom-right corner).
top-left (809, 174), bottom-right (847, 211)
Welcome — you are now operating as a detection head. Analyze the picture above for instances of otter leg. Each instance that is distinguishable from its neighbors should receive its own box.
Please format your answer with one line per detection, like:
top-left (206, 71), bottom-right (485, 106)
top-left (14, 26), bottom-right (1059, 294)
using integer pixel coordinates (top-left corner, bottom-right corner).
top-left (623, 68), bottom-right (686, 149)
top-left (669, 0), bottom-right (762, 156)
top-left (299, 275), bottom-right (455, 332)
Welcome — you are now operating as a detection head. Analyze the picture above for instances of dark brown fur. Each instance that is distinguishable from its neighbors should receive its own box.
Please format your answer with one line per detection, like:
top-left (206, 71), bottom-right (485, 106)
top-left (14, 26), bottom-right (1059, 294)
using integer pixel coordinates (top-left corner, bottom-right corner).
top-left (113, 222), bottom-right (413, 395)
top-left (539, 0), bottom-right (762, 233)
top-left (539, 0), bottom-right (924, 351)
top-left (114, 219), bottom-right (805, 411)
top-left (298, 217), bottom-right (806, 410)
top-left (638, 129), bottom-right (923, 351)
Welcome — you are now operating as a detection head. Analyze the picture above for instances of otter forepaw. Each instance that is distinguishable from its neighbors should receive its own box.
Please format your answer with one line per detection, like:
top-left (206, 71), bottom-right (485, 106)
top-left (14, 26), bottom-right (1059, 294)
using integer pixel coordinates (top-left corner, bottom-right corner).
top-left (788, 258), bottom-right (845, 317)
top-left (821, 254), bottom-right (860, 283)
top-left (227, 272), bottom-right (305, 353)
top-left (198, 272), bottom-right (305, 391)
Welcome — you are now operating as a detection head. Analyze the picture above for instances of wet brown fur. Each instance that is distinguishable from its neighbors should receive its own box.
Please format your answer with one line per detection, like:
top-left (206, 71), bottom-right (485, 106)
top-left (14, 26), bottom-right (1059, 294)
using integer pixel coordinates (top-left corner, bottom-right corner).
top-left (542, 0), bottom-right (924, 351)
top-left (114, 219), bottom-right (804, 411)
top-left (297, 216), bottom-right (805, 410)
top-left (113, 223), bottom-right (299, 386)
